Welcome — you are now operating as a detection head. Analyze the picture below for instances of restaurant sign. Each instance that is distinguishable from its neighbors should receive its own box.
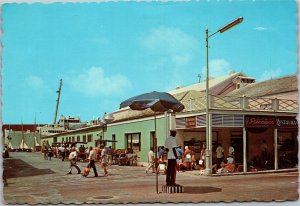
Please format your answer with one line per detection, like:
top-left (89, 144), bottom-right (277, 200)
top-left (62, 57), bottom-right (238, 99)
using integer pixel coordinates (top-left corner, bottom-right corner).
top-left (186, 116), bottom-right (196, 128)
top-left (245, 116), bottom-right (298, 128)
top-left (276, 117), bottom-right (298, 128)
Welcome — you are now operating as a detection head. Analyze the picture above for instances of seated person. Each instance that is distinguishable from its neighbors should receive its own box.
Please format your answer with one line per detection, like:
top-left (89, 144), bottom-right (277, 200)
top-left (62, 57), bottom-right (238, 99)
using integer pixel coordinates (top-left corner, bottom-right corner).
top-left (217, 157), bottom-right (236, 173)
top-left (227, 154), bottom-right (235, 164)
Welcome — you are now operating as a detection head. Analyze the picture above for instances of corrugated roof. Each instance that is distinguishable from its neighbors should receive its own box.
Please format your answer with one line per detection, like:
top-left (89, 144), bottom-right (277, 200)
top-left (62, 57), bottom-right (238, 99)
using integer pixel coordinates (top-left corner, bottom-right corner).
top-left (168, 72), bottom-right (245, 95)
top-left (172, 90), bottom-right (205, 102)
top-left (227, 75), bottom-right (298, 97)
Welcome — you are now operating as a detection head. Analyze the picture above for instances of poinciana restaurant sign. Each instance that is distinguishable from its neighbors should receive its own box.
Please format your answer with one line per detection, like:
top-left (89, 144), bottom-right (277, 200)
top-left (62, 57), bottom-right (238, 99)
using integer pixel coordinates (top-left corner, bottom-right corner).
top-left (245, 116), bottom-right (298, 128)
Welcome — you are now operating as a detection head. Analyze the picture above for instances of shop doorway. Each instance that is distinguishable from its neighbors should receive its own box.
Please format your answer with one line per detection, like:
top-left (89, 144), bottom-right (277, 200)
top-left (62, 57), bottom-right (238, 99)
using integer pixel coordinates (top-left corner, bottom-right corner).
top-left (230, 131), bottom-right (243, 164)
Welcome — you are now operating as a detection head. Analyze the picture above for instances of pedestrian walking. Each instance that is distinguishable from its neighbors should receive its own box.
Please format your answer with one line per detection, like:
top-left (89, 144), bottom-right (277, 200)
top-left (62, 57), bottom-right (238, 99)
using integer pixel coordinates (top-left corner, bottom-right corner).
top-left (216, 143), bottom-right (224, 168)
top-left (100, 145), bottom-right (109, 176)
top-left (183, 146), bottom-right (192, 170)
top-left (146, 147), bottom-right (155, 173)
top-left (42, 140), bottom-right (48, 160)
top-left (83, 146), bottom-right (98, 177)
top-left (107, 146), bottom-right (113, 166)
top-left (67, 147), bottom-right (81, 174)
top-left (165, 129), bottom-right (179, 186)
top-left (61, 144), bottom-right (67, 161)
top-left (48, 147), bottom-right (53, 160)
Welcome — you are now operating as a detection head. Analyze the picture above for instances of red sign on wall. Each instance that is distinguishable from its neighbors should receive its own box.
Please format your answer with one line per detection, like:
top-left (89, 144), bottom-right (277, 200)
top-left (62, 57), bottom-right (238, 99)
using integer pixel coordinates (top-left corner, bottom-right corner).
top-left (186, 117), bottom-right (196, 128)
top-left (245, 116), bottom-right (275, 128)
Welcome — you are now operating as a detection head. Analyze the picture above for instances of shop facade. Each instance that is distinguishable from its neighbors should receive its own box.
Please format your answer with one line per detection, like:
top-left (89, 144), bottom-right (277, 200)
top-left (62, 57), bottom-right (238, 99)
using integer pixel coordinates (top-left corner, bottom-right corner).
top-left (174, 110), bottom-right (298, 174)
top-left (40, 75), bottom-right (298, 174)
top-left (42, 94), bottom-right (298, 173)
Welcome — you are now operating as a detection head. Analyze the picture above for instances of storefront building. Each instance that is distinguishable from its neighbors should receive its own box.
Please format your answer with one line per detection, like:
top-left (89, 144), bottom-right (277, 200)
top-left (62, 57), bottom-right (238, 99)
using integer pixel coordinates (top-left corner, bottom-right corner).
top-left (175, 75), bottom-right (298, 174)
top-left (175, 112), bottom-right (298, 174)
top-left (41, 74), bottom-right (298, 174)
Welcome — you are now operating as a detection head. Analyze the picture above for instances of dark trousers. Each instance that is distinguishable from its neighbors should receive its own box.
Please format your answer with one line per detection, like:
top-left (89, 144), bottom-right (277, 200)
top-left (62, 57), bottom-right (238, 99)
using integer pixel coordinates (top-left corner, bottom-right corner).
top-left (69, 160), bottom-right (81, 173)
top-left (89, 160), bottom-right (98, 177)
top-left (166, 159), bottom-right (177, 186)
top-left (62, 152), bottom-right (66, 161)
top-left (217, 158), bottom-right (223, 168)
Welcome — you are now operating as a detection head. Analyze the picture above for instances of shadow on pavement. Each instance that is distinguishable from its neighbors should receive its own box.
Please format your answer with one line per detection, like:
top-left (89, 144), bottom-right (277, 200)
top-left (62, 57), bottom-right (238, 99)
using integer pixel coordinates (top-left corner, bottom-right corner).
top-left (184, 186), bottom-right (222, 194)
top-left (3, 158), bottom-right (55, 178)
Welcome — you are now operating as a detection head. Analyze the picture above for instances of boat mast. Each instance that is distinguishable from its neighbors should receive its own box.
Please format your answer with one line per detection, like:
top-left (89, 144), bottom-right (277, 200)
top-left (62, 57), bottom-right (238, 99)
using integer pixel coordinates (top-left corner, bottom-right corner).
top-left (54, 79), bottom-right (62, 125)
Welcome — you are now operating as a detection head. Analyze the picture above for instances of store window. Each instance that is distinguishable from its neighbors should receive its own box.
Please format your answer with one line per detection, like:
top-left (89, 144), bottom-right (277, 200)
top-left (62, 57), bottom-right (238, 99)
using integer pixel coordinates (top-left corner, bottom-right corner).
top-left (54, 137), bottom-right (57, 143)
top-left (62, 137), bottom-right (64, 142)
top-left (83, 135), bottom-right (86, 142)
top-left (112, 134), bottom-right (116, 149)
top-left (150, 131), bottom-right (155, 149)
top-left (278, 132), bottom-right (295, 151)
top-left (126, 133), bottom-right (141, 153)
top-left (77, 136), bottom-right (80, 142)
top-left (72, 136), bottom-right (75, 142)
top-left (278, 131), bottom-right (298, 169)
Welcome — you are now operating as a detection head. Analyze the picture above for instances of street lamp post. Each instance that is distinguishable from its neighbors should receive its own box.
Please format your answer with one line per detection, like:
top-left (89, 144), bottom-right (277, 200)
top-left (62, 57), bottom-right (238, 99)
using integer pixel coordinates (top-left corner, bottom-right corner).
top-left (100, 112), bottom-right (114, 146)
top-left (205, 17), bottom-right (243, 175)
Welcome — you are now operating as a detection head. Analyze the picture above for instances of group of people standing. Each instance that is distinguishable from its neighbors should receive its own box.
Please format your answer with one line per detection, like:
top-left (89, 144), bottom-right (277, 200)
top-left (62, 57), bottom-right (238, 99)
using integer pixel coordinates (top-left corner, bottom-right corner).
top-left (146, 130), bottom-right (239, 184)
top-left (215, 143), bottom-right (236, 173)
top-left (67, 145), bottom-right (111, 177)
top-left (145, 129), bottom-right (183, 186)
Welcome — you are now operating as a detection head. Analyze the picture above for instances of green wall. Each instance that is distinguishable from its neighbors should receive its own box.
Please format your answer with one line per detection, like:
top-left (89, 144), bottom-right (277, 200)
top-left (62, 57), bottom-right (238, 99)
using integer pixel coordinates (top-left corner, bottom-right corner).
top-left (105, 116), bottom-right (167, 163)
top-left (43, 115), bottom-right (168, 164)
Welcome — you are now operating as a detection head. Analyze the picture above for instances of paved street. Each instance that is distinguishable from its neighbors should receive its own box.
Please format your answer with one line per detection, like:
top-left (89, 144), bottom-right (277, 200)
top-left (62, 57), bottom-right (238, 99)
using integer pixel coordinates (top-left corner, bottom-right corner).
top-left (3, 152), bottom-right (299, 204)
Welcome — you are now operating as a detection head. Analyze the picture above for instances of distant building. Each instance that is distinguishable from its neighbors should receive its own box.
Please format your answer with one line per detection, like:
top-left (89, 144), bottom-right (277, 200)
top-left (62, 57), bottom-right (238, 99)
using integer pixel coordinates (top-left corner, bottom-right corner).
top-left (2, 115), bottom-right (89, 151)
top-left (37, 115), bottom-right (88, 137)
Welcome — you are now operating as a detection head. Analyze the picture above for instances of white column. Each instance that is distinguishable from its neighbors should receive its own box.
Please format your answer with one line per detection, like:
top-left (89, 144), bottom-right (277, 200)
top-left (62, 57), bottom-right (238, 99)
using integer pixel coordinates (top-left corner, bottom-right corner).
top-left (208, 113), bottom-right (213, 172)
top-left (243, 127), bottom-right (247, 173)
top-left (274, 128), bottom-right (278, 170)
top-left (164, 112), bottom-right (169, 140)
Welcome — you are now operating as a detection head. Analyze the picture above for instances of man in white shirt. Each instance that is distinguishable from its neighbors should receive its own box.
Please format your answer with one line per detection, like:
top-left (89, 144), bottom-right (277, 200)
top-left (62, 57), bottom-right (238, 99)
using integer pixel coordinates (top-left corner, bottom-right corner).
top-left (216, 143), bottom-right (224, 168)
top-left (228, 144), bottom-right (235, 156)
top-left (101, 145), bottom-right (108, 176)
top-left (67, 147), bottom-right (81, 174)
top-left (87, 146), bottom-right (98, 177)
top-left (165, 130), bottom-right (179, 186)
top-left (146, 147), bottom-right (155, 173)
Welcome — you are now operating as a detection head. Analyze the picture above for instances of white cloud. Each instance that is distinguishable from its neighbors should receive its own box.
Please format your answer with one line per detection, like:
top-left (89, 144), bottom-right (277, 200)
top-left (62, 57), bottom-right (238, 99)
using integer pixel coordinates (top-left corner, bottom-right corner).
top-left (26, 75), bottom-right (44, 88)
top-left (254, 27), bottom-right (268, 31)
top-left (140, 26), bottom-right (200, 89)
top-left (141, 26), bottom-right (198, 67)
top-left (69, 67), bottom-right (132, 97)
top-left (258, 68), bottom-right (282, 81)
top-left (172, 54), bottom-right (191, 66)
top-left (201, 59), bottom-right (231, 78)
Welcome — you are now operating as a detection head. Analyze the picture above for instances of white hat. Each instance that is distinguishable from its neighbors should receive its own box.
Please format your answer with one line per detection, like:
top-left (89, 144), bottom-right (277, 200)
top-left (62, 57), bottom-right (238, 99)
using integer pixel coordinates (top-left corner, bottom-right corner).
top-left (185, 146), bottom-right (188, 150)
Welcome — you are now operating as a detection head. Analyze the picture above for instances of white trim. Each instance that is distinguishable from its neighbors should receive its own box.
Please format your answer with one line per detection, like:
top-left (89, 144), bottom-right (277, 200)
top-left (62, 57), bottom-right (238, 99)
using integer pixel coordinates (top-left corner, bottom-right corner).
top-left (109, 114), bottom-right (165, 126)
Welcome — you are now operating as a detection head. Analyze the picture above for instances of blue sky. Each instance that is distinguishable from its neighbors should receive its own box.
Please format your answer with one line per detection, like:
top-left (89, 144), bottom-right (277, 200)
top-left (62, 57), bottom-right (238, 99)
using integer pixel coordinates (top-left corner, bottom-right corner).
top-left (2, 0), bottom-right (298, 124)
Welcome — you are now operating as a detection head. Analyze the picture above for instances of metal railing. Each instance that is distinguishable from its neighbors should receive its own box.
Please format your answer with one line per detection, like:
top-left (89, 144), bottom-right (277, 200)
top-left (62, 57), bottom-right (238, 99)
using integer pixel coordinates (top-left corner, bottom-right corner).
top-left (181, 95), bottom-right (298, 113)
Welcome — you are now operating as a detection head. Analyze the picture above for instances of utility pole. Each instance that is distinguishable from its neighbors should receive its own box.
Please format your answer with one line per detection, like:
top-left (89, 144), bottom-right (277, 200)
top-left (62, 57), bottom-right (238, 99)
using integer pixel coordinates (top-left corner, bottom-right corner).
top-left (54, 79), bottom-right (62, 125)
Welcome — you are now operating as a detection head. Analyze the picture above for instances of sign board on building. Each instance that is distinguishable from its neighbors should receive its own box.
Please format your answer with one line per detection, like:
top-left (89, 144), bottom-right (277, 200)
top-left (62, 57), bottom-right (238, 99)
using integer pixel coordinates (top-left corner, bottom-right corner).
top-left (276, 117), bottom-right (298, 128)
top-left (245, 116), bottom-right (298, 128)
top-left (185, 116), bottom-right (196, 128)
